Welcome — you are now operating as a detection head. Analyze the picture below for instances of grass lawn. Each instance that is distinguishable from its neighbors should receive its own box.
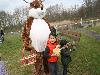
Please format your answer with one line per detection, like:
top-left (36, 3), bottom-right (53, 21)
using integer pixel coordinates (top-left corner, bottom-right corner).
top-left (69, 34), bottom-right (100, 75)
top-left (86, 25), bottom-right (100, 34)
top-left (0, 32), bottom-right (100, 75)
top-left (0, 34), bottom-right (34, 75)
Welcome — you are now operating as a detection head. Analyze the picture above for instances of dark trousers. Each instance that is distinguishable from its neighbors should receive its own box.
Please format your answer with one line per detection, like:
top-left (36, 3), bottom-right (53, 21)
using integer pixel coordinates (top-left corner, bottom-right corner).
top-left (48, 62), bottom-right (58, 75)
top-left (62, 64), bottom-right (68, 75)
top-left (61, 56), bottom-right (71, 75)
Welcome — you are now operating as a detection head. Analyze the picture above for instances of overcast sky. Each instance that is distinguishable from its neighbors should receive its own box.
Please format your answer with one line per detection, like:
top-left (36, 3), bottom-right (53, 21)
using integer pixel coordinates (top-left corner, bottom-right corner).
top-left (0, 0), bottom-right (83, 12)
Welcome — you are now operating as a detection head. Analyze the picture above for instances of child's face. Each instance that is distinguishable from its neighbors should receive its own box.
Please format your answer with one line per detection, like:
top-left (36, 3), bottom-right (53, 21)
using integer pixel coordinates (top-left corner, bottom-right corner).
top-left (49, 35), bottom-right (56, 43)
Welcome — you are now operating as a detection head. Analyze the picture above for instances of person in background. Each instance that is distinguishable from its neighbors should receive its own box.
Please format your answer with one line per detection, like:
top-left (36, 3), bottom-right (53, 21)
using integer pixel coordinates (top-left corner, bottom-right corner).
top-left (0, 29), bottom-right (4, 36)
top-left (0, 29), bottom-right (4, 42)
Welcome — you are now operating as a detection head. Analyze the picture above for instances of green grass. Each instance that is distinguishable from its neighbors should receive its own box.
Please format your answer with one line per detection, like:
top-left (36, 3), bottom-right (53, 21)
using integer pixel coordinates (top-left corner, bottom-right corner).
top-left (0, 34), bottom-right (34, 75)
top-left (86, 26), bottom-right (100, 34)
top-left (69, 34), bottom-right (100, 75)
top-left (0, 33), bottom-right (100, 75)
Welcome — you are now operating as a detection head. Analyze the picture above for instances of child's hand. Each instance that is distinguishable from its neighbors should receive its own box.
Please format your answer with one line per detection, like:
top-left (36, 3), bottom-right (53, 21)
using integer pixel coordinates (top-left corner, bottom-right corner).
top-left (56, 45), bottom-right (61, 48)
top-left (65, 44), bottom-right (69, 48)
top-left (51, 54), bottom-right (57, 56)
top-left (61, 44), bottom-right (68, 49)
top-left (53, 46), bottom-right (61, 56)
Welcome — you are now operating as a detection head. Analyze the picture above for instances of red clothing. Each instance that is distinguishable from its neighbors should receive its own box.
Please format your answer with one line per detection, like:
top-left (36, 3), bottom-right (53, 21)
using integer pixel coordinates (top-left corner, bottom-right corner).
top-left (47, 40), bottom-right (58, 62)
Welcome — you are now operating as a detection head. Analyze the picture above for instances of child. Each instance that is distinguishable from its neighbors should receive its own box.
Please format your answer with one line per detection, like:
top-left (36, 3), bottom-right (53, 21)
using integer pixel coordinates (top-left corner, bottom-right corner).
top-left (60, 39), bottom-right (72, 75)
top-left (44, 33), bottom-right (58, 75)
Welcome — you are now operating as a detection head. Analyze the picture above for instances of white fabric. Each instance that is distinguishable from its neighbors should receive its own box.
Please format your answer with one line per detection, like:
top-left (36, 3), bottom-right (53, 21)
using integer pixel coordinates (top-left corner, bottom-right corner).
top-left (24, 0), bottom-right (34, 3)
top-left (29, 8), bottom-right (46, 19)
top-left (29, 7), bottom-right (50, 52)
top-left (29, 19), bottom-right (51, 52)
